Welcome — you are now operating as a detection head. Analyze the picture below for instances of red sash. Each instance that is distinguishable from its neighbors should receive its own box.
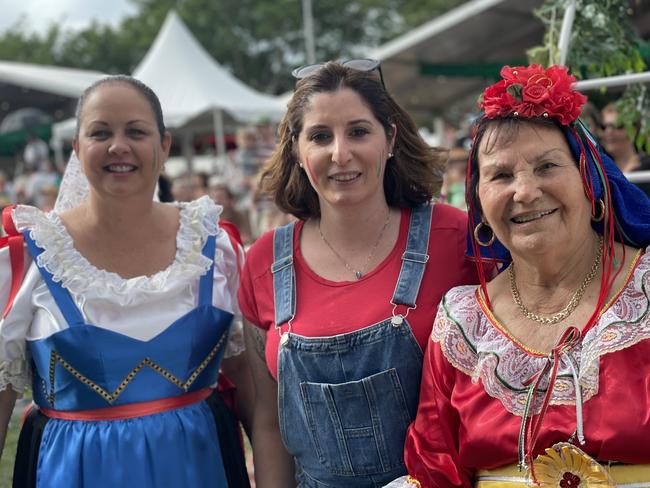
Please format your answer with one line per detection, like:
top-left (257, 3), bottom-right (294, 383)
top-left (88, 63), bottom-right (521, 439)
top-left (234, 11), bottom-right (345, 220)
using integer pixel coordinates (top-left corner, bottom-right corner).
top-left (39, 387), bottom-right (213, 421)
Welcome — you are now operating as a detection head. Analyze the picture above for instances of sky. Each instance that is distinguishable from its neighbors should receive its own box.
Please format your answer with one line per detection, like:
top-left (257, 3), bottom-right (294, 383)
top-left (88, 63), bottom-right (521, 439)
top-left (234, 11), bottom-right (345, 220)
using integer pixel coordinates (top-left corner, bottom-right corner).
top-left (0, 0), bottom-right (137, 34)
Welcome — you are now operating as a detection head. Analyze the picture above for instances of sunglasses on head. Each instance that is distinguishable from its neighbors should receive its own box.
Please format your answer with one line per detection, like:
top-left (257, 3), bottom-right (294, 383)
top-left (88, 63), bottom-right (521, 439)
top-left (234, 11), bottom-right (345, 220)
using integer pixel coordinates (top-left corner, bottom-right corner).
top-left (291, 58), bottom-right (386, 90)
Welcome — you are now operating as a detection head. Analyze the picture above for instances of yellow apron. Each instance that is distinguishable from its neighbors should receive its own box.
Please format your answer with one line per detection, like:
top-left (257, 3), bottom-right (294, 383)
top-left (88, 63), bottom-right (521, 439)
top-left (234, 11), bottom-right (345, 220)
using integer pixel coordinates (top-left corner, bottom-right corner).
top-left (476, 463), bottom-right (650, 487)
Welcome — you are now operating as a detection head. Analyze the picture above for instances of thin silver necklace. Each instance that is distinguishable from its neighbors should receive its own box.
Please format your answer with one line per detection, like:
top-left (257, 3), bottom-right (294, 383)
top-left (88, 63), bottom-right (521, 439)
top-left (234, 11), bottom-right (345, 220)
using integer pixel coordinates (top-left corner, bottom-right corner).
top-left (318, 209), bottom-right (391, 280)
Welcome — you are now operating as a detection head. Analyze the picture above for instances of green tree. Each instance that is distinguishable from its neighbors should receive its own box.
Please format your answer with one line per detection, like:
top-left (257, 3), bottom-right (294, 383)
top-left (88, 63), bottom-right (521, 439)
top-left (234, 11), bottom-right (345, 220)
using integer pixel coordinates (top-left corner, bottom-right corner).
top-left (528, 0), bottom-right (649, 153)
top-left (0, 0), bottom-right (469, 94)
top-left (0, 18), bottom-right (59, 65)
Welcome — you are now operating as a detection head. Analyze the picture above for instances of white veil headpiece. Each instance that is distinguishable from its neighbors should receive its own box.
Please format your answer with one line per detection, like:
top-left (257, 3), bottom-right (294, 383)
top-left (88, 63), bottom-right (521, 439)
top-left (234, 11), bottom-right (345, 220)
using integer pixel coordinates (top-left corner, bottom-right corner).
top-left (54, 152), bottom-right (160, 213)
top-left (54, 152), bottom-right (89, 213)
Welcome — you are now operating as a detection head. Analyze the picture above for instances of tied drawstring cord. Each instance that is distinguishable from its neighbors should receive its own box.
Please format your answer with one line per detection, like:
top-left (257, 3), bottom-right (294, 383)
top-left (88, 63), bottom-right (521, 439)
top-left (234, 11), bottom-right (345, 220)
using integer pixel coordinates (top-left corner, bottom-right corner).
top-left (565, 352), bottom-right (585, 446)
top-left (517, 327), bottom-right (582, 483)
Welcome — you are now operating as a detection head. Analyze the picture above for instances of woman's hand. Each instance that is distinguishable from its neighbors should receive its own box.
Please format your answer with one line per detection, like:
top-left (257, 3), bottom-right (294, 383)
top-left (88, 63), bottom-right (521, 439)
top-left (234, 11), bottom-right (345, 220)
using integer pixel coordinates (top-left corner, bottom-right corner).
top-left (220, 350), bottom-right (255, 440)
top-left (244, 321), bottom-right (296, 488)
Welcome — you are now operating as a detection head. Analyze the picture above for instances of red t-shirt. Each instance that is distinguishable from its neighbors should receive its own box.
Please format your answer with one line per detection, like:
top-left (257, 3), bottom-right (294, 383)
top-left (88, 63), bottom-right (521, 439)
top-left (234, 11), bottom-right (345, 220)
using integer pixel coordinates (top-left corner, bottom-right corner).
top-left (238, 204), bottom-right (479, 379)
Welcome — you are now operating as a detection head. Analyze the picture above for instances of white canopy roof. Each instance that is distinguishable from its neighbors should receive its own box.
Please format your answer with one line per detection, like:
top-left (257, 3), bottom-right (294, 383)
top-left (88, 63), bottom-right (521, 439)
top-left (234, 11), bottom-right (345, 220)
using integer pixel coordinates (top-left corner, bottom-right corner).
top-left (275, 0), bottom-right (544, 121)
top-left (368, 0), bottom-right (650, 121)
top-left (368, 0), bottom-right (545, 120)
top-left (0, 60), bottom-right (105, 98)
top-left (133, 10), bottom-right (285, 128)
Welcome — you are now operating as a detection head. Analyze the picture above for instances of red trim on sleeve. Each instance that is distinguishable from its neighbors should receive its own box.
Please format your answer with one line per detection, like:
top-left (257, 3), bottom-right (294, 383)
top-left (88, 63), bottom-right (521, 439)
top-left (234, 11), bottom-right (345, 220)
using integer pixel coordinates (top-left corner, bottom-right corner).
top-left (1, 205), bottom-right (24, 318)
top-left (219, 219), bottom-right (244, 275)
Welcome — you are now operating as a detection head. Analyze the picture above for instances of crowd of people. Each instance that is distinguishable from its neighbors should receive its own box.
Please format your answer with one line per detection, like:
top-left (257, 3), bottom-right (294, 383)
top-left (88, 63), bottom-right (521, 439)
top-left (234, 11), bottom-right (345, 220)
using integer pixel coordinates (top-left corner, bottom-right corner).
top-left (0, 60), bottom-right (647, 488)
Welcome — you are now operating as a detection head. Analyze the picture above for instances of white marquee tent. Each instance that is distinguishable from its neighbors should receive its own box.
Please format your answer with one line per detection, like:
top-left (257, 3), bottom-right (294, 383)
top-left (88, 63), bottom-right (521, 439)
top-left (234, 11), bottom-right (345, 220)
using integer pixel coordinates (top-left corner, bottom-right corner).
top-left (0, 61), bottom-right (105, 98)
top-left (132, 10), bottom-right (284, 148)
top-left (52, 10), bottom-right (285, 161)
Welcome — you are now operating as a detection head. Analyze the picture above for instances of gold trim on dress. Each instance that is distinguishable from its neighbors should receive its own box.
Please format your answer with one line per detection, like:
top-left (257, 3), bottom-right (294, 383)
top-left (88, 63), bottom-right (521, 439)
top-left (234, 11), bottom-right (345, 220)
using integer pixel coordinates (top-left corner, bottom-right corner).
top-left (406, 475), bottom-right (421, 487)
top-left (42, 331), bottom-right (228, 406)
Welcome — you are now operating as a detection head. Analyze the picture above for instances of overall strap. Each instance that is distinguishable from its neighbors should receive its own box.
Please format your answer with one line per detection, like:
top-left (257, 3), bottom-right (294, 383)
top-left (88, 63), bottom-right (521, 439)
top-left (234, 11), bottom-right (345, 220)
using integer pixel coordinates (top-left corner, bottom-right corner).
top-left (391, 203), bottom-right (433, 307)
top-left (23, 232), bottom-right (85, 326)
top-left (271, 222), bottom-right (296, 327)
top-left (1, 205), bottom-right (24, 318)
top-left (198, 234), bottom-right (217, 307)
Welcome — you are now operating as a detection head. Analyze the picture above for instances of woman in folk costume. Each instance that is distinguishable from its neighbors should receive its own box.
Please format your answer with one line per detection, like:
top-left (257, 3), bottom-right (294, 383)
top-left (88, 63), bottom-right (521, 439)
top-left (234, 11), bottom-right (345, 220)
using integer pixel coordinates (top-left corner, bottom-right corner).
top-left (0, 75), bottom-right (253, 487)
top-left (386, 64), bottom-right (650, 487)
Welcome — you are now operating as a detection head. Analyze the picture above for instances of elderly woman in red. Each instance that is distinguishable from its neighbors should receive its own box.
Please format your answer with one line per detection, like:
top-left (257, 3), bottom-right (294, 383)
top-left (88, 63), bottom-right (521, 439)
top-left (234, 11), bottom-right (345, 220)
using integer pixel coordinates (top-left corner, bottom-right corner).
top-left (386, 65), bottom-right (650, 487)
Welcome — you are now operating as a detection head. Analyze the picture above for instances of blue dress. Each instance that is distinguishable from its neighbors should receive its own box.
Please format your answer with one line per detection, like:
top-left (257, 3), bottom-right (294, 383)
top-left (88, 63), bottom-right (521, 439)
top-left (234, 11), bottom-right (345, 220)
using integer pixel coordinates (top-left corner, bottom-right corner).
top-left (19, 232), bottom-right (233, 488)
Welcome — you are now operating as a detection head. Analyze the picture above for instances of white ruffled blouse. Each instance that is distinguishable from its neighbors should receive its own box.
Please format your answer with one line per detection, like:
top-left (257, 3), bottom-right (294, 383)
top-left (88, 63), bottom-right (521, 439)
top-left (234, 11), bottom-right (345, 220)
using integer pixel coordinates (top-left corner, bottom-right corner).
top-left (0, 196), bottom-right (245, 394)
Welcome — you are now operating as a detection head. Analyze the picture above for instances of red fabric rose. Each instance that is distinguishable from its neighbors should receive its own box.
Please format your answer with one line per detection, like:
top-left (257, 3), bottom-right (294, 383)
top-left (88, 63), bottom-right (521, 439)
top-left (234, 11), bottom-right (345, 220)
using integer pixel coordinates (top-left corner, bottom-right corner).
top-left (522, 81), bottom-right (550, 103)
top-left (479, 64), bottom-right (586, 125)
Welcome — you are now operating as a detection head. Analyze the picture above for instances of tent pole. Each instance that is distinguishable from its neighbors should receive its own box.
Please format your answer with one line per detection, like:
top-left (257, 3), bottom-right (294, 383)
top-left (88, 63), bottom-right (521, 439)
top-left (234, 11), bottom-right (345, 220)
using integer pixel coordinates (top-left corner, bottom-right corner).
top-left (213, 108), bottom-right (226, 174)
top-left (51, 137), bottom-right (65, 173)
top-left (182, 132), bottom-right (194, 174)
top-left (575, 71), bottom-right (650, 91)
top-left (302, 0), bottom-right (316, 64)
top-left (557, 0), bottom-right (576, 66)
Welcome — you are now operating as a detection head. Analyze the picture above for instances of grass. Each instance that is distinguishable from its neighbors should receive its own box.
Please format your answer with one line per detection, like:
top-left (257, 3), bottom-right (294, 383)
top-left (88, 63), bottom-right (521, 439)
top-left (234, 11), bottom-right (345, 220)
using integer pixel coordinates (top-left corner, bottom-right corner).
top-left (0, 412), bottom-right (21, 487)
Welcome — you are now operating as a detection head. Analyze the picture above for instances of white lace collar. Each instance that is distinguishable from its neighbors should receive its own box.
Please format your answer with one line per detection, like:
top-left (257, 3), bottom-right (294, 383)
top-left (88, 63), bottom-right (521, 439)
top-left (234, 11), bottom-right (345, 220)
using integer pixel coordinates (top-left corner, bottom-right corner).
top-left (433, 247), bottom-right (650, 416)
top-left (13, 196), bottom-right (222, 303)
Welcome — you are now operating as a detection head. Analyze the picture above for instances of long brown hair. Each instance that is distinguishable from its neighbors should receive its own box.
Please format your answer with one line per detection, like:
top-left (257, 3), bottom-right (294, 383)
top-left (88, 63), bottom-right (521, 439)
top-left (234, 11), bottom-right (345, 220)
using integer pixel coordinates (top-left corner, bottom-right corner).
top-left (261, 62), bottom-right (446, 220)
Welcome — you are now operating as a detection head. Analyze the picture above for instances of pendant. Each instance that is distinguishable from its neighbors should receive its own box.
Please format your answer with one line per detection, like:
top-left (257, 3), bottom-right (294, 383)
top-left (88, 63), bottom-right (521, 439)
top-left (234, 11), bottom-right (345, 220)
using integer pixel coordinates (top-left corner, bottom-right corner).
top-left (391, 315), bottom-right (404, 327)
top-left (530, 442), bottom-right (614, 487)
top-left (280, 333), bottom-right (290, 347)
top-left (355, 271), bottom-right (363, 279)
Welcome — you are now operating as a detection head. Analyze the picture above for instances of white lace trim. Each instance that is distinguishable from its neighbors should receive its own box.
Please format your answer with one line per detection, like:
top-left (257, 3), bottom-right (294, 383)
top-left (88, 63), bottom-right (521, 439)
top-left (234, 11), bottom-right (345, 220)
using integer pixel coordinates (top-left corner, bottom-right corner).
top-left (433, 248), bottom-right (650, 416)
top-left (13, 196), bottom-right (223, 304)
top-left (54, 152), bottom-right (90, 213)
top-left (382, 476), bottom-right (416, 487)
top-left (0, 358), bottom-right (30, 394)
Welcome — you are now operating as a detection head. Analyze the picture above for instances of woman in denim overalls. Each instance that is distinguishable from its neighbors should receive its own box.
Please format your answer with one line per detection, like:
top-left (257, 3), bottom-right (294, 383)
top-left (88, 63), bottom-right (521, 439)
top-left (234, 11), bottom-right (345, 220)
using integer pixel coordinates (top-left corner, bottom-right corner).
top-left (239, 61), bottom-right (478, 487)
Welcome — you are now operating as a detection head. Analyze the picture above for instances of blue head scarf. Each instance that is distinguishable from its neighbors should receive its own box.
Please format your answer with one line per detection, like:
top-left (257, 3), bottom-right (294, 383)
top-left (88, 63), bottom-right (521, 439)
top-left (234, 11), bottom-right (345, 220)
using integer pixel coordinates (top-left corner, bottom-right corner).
top-left (466, 115), bottom-right (650, 266)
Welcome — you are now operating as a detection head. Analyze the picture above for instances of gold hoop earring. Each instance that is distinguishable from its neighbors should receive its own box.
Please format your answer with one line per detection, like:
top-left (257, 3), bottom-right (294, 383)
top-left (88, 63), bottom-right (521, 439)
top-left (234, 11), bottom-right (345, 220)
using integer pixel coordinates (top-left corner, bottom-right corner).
top-left (474, 221), bottom-right (496, 247)
top-left (591, 198), bottom-right (605, 223)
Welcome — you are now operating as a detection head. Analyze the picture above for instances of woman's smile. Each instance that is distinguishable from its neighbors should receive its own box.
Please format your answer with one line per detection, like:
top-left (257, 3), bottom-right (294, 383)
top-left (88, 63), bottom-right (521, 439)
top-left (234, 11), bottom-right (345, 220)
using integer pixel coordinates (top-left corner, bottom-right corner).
top-left (328, 171), bottom-right (362, 184)
top-left (510, 208), bottom-right (557, 224)
top-left (104, 163), bottom-right (138, 174)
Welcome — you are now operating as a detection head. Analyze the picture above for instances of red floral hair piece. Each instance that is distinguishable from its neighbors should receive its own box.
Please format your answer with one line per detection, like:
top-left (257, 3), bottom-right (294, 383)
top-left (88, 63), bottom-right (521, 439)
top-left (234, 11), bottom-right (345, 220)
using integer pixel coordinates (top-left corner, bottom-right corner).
top-left (480, 64), bottom-right (587, 125)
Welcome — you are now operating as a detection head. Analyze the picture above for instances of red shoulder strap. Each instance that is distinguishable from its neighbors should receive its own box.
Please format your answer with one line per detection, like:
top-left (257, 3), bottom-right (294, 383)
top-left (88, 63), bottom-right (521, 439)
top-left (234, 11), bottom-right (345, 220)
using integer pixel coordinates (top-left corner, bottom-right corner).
top-left (219, 219), bottom-right (244, 275)
top-left (1, 205), bottom-right (25, 318)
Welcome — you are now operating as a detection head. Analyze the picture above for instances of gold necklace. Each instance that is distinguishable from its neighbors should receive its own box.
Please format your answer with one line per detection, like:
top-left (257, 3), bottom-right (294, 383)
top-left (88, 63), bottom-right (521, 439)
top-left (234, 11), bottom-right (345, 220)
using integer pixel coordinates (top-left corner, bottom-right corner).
top-left (508, 236), bottom-right (602, 325)
top-left (318, 209), bottom-right (391, 280)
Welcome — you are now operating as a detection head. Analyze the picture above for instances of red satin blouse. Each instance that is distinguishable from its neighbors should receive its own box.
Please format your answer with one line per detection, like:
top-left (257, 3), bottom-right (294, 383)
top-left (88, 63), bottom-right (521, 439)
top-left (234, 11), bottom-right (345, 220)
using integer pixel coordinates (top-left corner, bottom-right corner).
top-left (404, 248), bottom-right (650, 487)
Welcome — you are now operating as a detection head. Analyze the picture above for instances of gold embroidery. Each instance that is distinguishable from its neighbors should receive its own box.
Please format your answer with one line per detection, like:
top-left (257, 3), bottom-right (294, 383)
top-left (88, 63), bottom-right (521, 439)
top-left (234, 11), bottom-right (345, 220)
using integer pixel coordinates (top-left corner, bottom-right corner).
top-left (41, 378), bottom-right (53, 405)
top-left (43, 332), bottom-right (227, 406)
top-left (406, 476), bottom-right (422, 487)
top-left (532, 442), bottom-right (614, 486)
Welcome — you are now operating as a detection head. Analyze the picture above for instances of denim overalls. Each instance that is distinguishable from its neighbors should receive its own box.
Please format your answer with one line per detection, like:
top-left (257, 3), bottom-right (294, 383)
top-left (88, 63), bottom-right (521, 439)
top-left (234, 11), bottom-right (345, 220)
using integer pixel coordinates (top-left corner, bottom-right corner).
top-left (272, 204), bottom-right (433, 488)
